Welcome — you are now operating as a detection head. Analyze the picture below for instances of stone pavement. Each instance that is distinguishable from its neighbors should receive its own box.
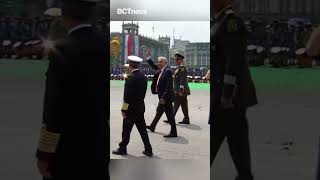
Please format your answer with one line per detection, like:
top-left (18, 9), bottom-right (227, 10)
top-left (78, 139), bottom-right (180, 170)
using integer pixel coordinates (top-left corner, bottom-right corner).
top-left (110, 81), bottom-right (210, 160)
top-left (211, 89), bottom-right (320, 180)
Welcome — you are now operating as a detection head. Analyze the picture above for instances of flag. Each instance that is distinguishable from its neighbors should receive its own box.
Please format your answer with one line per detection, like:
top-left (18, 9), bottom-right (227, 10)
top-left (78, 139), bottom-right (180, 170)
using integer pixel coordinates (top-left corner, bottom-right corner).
top-left (124, 34), bottom-right (128, 63)
top-left (127, 34), bottom-right (132, 56)
top-left (134, 35), bottom-right (139, 56)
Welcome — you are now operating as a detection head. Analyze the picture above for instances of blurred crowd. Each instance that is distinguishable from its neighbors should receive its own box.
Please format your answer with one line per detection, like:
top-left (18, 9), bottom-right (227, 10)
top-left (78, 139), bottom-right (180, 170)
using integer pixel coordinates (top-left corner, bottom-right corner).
top-left (111, 65), bottom-right (210, 83)
top-left (0, 15), bottom-right (107, 59)
top-left (244, 18), bottom-right (320, 67)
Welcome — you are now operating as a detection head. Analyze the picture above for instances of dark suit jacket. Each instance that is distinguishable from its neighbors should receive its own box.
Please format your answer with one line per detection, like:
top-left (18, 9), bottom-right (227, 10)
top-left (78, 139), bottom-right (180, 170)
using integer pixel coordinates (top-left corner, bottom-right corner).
top-left (123, 70), bottom-right (147, 114)
top-left (211, 8), bottom-right (258, 124)
top-left (147, 59), bottom-right (174, 102)
top-left (36, 26), bottom-right (109, 178)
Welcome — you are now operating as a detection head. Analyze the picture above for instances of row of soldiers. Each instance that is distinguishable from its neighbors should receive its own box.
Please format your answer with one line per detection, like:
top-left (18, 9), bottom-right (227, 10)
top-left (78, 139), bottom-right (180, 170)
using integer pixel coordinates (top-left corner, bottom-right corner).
top-left (110, 66), bottom-right (210, 82)
top-left (247, 18), bottom-right (313, 49)
top-left (0, 16), bottom-right (51, 41)
top-left (0, 16), bottom-right (108, 41)
top-left (244, 18), bottom-right (316, 67)
top-left (0, 15), bottom-right (107, 59)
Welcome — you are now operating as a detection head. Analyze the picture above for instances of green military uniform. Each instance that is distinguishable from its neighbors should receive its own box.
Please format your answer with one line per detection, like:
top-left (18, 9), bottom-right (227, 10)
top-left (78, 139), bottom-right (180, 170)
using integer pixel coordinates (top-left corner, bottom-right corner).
top-left (173, 54), bottom-right (190, 124)
top-left (211, 5), bottom-right (257, 180)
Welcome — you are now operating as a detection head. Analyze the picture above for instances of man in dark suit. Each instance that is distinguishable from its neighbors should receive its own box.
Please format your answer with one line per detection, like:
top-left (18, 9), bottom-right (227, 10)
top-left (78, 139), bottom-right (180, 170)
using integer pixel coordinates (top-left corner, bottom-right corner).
top-left (35, 1), bottom-right (109, 179)
top-left (211, 0), bottom-right (258, 180)
top-left (112, 56), bottom-right (153, 157)
top-left (145, 56), bottom-right (177, 138)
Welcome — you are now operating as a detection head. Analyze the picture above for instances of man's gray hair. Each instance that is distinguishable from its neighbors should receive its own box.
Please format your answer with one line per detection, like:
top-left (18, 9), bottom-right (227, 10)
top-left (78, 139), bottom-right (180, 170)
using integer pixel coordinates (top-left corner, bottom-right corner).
top-left (158, 56), bottom-right (168, 63)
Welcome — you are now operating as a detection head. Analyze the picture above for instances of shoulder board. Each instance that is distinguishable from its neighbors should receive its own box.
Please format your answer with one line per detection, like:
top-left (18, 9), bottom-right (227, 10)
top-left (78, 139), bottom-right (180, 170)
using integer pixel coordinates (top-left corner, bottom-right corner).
top-left (225, 9), bottom-right (234, 15)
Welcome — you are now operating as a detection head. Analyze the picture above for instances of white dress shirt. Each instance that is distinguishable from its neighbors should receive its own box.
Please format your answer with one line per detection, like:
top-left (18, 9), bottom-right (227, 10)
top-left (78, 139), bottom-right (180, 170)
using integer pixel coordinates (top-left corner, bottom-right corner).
top-left (156, 65), bottom-right (167, 92)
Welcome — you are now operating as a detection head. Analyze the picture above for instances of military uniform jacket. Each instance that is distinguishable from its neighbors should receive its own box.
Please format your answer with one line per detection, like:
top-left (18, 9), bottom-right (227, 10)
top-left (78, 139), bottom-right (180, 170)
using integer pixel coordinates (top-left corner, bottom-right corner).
top-left (211, 8), bottom-right (258, 124)
top-left (174, 65), bottom-right (190, 96)
top-left (123, 70), bottom-right (147, 114)
top-left (36, 26), bottom-right (109, 178)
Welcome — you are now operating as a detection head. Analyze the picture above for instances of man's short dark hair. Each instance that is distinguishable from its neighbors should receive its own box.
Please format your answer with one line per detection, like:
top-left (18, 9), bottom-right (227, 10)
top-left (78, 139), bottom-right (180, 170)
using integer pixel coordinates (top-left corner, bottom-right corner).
top-left (62, 1), bottom-right (97, 22)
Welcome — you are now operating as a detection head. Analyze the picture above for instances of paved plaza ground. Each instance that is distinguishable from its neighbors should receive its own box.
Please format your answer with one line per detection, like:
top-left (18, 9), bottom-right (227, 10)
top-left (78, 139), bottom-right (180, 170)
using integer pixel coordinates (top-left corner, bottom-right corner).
top-left (110, 80), bottom-right (210, 160)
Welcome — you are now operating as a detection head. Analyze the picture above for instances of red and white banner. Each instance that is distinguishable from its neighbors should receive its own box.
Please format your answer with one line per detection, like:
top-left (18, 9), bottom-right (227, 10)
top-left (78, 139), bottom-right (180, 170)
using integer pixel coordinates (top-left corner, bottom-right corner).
top-left (127, 34), bottom-right (132, 56)
top-left (134, 35), bottom-right (139, 56)
top-left (124, 34), bottom-right (128, 63)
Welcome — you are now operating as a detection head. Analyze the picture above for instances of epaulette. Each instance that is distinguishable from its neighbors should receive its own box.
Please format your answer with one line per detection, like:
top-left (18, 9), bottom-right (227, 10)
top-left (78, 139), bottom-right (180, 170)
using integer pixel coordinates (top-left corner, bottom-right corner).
top-left (225, 9), bottom-right (235, 15)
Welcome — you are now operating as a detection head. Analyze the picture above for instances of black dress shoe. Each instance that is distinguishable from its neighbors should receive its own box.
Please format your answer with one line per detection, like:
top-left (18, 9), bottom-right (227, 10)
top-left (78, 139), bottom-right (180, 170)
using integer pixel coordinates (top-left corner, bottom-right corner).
top-left (142, 150), bottom-right (153, 157)
top-left (112, 148), bottom-right (127, 155)
top-left (146, 126), bottom-right (155, 132)
top-left (164, 134), bottom-right (178, 138)
top-left (178, 120), bottom-right (190, 124)
top-left (163, 120), bottom-right (170, 123)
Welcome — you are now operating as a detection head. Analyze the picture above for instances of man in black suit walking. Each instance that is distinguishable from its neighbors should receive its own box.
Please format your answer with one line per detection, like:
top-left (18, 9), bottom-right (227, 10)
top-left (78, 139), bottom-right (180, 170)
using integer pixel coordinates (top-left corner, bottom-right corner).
top-left (146, 56), bottom-right (177, 138)
top-left (35, 0), bottom-right (109, 179)
top-left (112, 56), bottom-right (153, 157)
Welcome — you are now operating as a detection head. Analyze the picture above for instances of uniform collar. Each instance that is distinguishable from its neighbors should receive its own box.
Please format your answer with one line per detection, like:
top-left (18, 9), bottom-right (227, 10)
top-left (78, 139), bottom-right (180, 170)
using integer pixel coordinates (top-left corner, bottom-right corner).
top-left (68, 24), bottom-right (92, 36)
top-left (131, 69), bottom-right (139, 73)
top-left (177, 64), bottom-right (183, 68)
top-left (214, 5), bottom-right (233, 20)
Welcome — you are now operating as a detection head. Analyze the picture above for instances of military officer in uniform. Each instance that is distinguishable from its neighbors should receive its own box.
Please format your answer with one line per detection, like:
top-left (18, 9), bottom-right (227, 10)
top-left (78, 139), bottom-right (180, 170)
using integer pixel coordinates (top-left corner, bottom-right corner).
top-left (164, 53), bottom-right (190, 124)
top-left (112, 55), bottom-right (153, 157)
top-left (35, 0), bottom-right (109, 179)
top-left (211, 0), bottom-right (258, 180)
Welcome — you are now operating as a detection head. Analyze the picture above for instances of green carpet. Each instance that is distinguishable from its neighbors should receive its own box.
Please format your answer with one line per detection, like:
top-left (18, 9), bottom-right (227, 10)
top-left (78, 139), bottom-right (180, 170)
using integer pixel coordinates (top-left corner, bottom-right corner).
top-left (1, 60), bottom-right (319, 90)
top-left (251, 67), bottom-right (320, 90)
top-left (0, 60), bottom-right (48, 77)
top-left (110, 80), bottom-right (210, 90)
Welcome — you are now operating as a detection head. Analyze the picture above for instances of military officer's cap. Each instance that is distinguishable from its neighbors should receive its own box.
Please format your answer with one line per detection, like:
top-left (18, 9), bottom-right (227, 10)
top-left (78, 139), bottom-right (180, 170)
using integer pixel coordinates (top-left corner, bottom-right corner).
top-left (174, 53), bottom-right (184, 60)
top-left (127, 56), bottom-right (143, 63)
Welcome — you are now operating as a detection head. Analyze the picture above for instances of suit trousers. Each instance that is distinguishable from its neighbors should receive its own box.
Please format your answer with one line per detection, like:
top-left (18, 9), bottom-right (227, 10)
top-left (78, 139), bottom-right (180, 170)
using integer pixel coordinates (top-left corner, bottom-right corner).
top-left (173, 95), bottom-right (189, 119)
top-left (119, 112), bottom-right (152, 151)
top-left (210, 108), bottom-right (253, 180)
top-left (150, 101), bottom-right (177, 135)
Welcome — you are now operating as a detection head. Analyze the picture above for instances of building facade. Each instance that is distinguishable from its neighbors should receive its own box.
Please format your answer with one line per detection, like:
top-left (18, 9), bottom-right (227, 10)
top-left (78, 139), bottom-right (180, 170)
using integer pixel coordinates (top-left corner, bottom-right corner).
top-left (185, 42), bottom-right (210, 67)
top-left (171, 39), bottom-right (190, 58)
top-left (234, 0), bottom-right (320, 23)
top-left (110, 22), bottom-right (170, 66)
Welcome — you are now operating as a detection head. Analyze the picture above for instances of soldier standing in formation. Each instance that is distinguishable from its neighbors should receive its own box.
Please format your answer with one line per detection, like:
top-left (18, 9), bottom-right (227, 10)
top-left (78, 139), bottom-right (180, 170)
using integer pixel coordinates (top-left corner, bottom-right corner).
top-left (112, 56), bottom-right (153, 157)
top-left (35, 0), bottom-right (109, 179)
top-left (164, 53), bottom-right (191, 124)
top-left (211, 0), bottom-right (258, 180)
